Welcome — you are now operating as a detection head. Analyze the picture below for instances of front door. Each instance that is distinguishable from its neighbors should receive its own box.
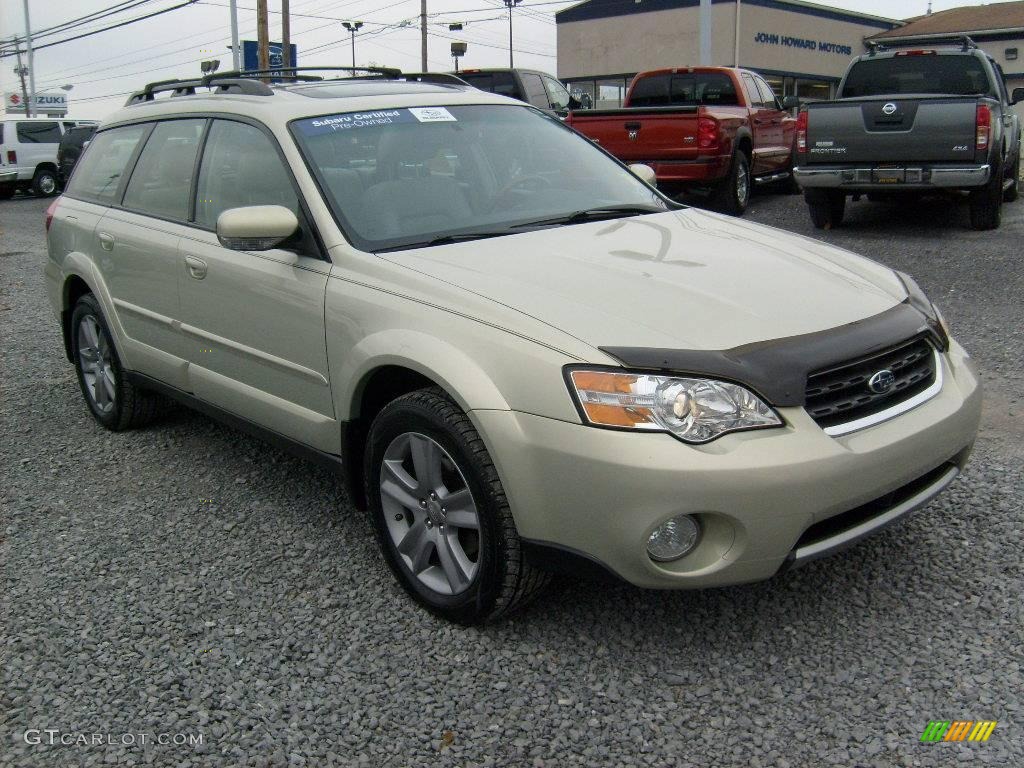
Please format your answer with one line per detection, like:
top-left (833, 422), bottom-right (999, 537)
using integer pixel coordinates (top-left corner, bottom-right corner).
top-left (177, 119), bottom-right (336, 452)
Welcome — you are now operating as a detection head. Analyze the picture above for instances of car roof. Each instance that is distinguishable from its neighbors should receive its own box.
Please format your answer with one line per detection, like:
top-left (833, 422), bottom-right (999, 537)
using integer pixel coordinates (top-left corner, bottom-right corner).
top-left (101, 79), bottom-right (518, 130)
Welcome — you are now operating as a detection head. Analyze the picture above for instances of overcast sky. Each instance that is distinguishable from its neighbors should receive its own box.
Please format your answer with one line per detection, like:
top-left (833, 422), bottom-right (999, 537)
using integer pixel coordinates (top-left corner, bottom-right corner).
top-left (0, 0), bottom-right (997, 119)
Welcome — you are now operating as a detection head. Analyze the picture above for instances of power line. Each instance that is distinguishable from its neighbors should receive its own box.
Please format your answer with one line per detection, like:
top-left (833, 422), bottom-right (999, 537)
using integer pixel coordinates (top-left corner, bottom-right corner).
top-left (1, 0), bottom-right (153, 48)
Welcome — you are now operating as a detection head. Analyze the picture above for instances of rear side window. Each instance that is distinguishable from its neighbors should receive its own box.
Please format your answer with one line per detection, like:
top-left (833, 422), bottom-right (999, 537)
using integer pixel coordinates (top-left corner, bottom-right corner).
top-left (123, 119), bottom-right (205, 221)
top-left (193, 120), bottom-right (297, 230)
top-left (459, 71), bottom-right (518, 98)
top-left (630, 73), bottom-right (739, 107)
top-left (521, 73), bottom-right (550, 109)
top-left (17, 121), bottom-right (62, 143)
top-left (842, 55), bottom-right (995, 97)
top-left (65, 124), bottom-right (147, 203)
top-left (755, 77), bottom-right (779, 108)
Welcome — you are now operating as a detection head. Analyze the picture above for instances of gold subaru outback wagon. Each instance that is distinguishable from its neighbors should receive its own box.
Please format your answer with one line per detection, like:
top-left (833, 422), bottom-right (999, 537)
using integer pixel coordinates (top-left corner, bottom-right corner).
top-left (45, 68), bottom-right (981, 623)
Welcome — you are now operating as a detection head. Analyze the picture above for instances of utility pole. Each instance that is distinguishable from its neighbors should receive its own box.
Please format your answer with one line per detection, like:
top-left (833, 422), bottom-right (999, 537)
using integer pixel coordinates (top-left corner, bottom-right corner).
top-left (256, 0), bottom-right (270, 75)
top-left (420, 0), bottom-right (427, 72)
top-left (282, 0), bottom-right (291, 69)
top-left (228, 0), bottom-right (241, 69)
top-left (503, 0), bottom-right (521, 68)
top-left (699, 0), bottom-right (712, 66)
top-left (342, 22), bottom-right (363, 69)
top-left (15, 44), bottom-right (32, 118)
top-left (22, 0), bottom-right (35, 116)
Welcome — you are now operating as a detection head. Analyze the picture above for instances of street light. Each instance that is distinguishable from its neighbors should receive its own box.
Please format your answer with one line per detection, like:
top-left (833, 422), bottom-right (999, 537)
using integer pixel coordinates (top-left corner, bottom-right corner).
top-left (342, 21), bottom-right (363, 69)
top-left (502, 0), bottom-right (521, 68)
top-left (451, 41), bottom-right (467, 73)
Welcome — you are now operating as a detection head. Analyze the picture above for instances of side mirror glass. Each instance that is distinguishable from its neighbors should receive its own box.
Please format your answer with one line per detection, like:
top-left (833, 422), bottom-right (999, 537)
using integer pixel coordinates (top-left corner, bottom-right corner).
top-left (1012, 87), bottom-right (1024, 105)
top-left (216, 205), bottom-right (299, 251)
top-left (782, 96), bottom-right (801, 110)
top-left (628, 163), bottom-right (657, 186)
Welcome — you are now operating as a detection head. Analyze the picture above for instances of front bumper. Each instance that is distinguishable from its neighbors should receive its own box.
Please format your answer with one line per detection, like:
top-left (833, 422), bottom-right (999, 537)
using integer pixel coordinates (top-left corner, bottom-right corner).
top-left (471, 342), bottom-right (981, 589)
top-left (795, 164), bottom-right (990, 190)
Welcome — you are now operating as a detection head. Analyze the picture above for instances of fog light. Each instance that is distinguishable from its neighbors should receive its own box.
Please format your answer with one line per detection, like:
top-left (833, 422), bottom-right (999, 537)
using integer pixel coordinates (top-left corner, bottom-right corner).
top-left (647, 514), bottom-right (701, 562)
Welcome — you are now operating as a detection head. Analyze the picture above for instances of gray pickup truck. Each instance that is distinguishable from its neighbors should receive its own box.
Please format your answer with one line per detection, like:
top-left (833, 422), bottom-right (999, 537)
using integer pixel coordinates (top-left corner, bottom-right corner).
top-left (794, 39), bottom-right (1023, 231)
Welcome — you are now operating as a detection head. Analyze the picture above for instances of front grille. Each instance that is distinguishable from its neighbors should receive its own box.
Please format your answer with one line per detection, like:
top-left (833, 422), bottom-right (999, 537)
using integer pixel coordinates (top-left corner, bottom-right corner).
top-left (805, 336), bottom-right (936, 429)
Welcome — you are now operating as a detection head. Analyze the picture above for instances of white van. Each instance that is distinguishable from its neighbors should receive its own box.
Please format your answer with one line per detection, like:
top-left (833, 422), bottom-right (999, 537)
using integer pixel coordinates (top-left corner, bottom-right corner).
top-left (1, 117), bottom-right (97, 198)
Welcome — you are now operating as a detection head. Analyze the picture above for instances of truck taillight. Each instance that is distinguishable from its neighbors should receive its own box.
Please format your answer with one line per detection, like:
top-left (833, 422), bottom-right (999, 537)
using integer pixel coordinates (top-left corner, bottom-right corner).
top-left (45, 197), bottom-right (60, 232)
top-left (976, 104), bottom-right (991, 151)
top-left (6, 150), bottom-right (15, 164)
top-left (697, 116), bottom-right (718, 149)
top-left (796, 110), bottom-right (808, 153)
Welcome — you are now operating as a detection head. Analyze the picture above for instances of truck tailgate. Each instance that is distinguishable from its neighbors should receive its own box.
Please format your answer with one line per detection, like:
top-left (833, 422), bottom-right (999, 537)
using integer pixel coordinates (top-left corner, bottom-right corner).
top-left (567, 107), bottom-right (701, 163)
top-left (805, 97), bottom-right (979, 164)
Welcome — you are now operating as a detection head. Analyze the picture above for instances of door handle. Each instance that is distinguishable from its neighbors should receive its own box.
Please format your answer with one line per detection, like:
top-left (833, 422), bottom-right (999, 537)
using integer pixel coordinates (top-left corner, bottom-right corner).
top-left (184, 255), bottom-right (208, 280)
top-left (98, 232), bottom-right (114, 251)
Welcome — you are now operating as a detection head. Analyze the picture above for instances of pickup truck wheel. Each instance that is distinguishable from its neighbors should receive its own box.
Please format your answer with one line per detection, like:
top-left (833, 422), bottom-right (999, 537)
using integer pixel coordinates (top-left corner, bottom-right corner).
top-left (31, 168), bottom-right (58, 197)
top-left (713, 152), bottom-right (750, 216)
top-left (71, 294), bottom-right (163, 431)
top-left (805, 189), bottom-right (845, 229)
top-left (365, 387), bottom-right (550, 624)
top-left (1003, 155), bottom-right (1020, 203)
top-left (969, 162), bottom-right (1003, 230)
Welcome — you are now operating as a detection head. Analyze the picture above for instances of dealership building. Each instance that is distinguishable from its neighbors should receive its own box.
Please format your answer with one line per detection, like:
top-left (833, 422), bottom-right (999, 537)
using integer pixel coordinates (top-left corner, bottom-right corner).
top-left (556, 0), bottom-right (1024, 111)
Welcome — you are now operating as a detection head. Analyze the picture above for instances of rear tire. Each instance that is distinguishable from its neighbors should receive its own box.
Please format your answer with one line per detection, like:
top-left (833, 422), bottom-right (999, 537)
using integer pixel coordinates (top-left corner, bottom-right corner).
top-left (365, 387), bottom-right (550, 624)
top-left (71, 294), bottom-right (163, 431)
top-left (712, 151), bottom-right (751, 216)
top-left (1003, 154), bottom-right (1020, 203)
top-left (31, 168), bottom-right (58, 197)
top-left (969, 161), bottom-right (1003, 230)
top-left (805, 189), bottom-right (845, 229)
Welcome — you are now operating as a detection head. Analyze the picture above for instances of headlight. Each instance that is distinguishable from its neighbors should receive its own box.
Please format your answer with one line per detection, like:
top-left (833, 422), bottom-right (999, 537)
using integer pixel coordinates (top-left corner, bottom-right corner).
top-left (567, 369), bottom-right (783, 444)
top-left (896, 271), bottom-right (949, 349)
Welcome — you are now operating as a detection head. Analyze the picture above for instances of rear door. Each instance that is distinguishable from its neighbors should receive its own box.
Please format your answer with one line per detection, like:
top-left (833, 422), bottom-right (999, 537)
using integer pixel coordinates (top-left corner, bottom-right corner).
top-left (177, 118), bottom-right (335, 452)
top-left (95, 118), bottom-right (206, 390)
top-left (752, 75), bottom-right (791, 172)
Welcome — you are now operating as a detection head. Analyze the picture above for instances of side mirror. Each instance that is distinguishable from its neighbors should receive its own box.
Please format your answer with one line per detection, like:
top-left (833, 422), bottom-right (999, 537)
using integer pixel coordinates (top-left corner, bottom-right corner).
top-left (628, 163), bottom-right (657, 186)
top-left (216, 205), bottom-right (299, 251)
top-left (783, 96), bottom-right (801, 110)
top-left (1012, 87), bottom-right (1024, 105)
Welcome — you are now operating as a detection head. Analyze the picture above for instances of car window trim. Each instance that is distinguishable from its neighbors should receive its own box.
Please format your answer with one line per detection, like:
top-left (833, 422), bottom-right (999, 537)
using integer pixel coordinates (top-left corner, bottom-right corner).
top-left (62, 122), bottom-right (154, 207)
top-left (120, 117), bottom-right (209, 221)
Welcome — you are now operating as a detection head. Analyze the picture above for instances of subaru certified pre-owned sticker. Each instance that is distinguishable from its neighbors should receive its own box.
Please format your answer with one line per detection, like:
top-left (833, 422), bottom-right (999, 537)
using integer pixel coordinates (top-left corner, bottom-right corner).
top-left (408, 107), bottom-right (457, 123)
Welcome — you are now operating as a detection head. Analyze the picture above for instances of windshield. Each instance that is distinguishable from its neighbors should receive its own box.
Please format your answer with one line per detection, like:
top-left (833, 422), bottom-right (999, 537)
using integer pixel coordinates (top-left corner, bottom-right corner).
top-left (290, 104), bottom-right (667, 252)
top-left (841, 55), bottom-right (995, 98)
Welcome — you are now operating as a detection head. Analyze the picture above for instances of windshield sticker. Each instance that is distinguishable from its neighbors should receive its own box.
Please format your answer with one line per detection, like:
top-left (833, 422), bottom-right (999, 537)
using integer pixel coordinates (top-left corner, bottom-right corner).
top-left (296, 110), bottom-right (418, 136)
top-left (409, 107), bottom-right (457, 123)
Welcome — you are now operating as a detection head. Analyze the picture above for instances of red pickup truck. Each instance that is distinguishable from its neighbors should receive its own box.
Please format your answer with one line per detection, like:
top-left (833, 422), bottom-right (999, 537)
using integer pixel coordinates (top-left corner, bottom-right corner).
top-left (565, 67), bottom-right (798, 215)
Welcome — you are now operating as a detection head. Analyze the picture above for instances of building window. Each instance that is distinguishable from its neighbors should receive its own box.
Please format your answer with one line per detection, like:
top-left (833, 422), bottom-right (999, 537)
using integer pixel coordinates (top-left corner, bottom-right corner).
top-left (1007, 48), bottom-right (1019, 61)
top-left (796, 79), bottom-right (833, 102)
top-left (596, 77), bottom-right (629, 109)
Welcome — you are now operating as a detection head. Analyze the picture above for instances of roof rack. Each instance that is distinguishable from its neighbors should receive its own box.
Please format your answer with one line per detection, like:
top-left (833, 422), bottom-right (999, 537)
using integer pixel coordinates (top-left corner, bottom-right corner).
top-left (220, 65), bottom-right (404, 80)
top-left (866, 34), bottom-right (978, 55)
top-left (125, 74), bottom-right (273, 105)
top-left (403, 72), bottom-right (471, 86)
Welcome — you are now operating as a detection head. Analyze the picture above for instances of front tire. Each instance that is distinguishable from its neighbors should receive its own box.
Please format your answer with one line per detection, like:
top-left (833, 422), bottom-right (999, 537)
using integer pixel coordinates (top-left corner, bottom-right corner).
top-left (969, 160), bottom-right (1004, 230)
top-left (71, 294), bottom-right (162, 430)
top-left (365, 388), bottom-right (549, 624)
top-left (31, 168), bottom-right (58, 197)
top-left (805, 189), bottom-right (845, 229)
top-left (712, 151), bottom-right (751, 216)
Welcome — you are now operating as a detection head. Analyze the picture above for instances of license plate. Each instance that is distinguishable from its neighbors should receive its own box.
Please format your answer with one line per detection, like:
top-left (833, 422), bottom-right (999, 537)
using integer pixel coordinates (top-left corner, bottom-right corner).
top-left (872, 168), bottom-right (905, 184)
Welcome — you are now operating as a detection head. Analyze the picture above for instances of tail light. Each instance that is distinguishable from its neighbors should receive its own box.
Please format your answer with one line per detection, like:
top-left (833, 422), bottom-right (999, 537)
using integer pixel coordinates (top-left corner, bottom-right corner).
top-left (6, 150), bottom-right (16, 164)
top-left (796, 110), bottom-right (808, 153)
top-left (45, 197), bottom-right (60, 232)
top-left (975, 104), bottom-right (991, 151)
top-left (697, 116), bottom-right (719, 149)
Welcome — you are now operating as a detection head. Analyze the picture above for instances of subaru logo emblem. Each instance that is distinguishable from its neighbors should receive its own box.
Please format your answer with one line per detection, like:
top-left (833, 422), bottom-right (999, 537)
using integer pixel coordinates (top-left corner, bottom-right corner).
top-left (868, 369), bottom-right (896, 394)
top-left (882, 102), bottom-right (897, 115)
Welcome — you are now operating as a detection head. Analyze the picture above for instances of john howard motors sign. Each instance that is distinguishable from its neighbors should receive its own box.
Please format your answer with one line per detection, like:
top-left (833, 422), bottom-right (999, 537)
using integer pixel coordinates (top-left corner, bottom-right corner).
top-left (754, 32), bottom-right (853, 57)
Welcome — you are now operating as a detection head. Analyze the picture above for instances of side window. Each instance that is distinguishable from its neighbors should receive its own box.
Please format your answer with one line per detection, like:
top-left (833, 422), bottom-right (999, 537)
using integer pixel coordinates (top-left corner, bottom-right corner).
top-left (63, 122), bottom-right (77, 131)
top-left (543, 77), bottom-right (571, 111)
top-left (521, 74), bottom-right (550, 109)
top-left (194, 120), bottom-right (298, 230)
top-left (65, 125), bottom-right (147, 203)
top-left (122, 119), bottom-right (205, 220)
top-left (993, 62), bottom-right (1010, 103)
top-left (17, 121), bottom-right (62, 143)
top-left (755, 77), bottom-right (781, 109)
top-left (742, 75), bottom-right (765, 108)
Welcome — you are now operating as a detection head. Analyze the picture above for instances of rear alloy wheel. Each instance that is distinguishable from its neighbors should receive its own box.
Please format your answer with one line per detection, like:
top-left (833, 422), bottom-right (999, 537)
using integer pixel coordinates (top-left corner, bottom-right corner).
top-left (366, 387), bottom-right (550, 624)
top-left (713, 151), bottom-right (750, 216)
top-left (32, 168), bottom-right (58, 197)
top-left (805, 189), bottom-right (846, 229)
top-left (71, 294), bottom-right (162, 430)
top-left (969, 161), bottom-right (1003, 230)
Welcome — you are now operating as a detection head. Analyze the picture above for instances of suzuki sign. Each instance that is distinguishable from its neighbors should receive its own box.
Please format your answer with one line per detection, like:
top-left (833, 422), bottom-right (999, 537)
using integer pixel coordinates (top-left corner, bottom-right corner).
top-left (4, 91), bottom-right (69, 115)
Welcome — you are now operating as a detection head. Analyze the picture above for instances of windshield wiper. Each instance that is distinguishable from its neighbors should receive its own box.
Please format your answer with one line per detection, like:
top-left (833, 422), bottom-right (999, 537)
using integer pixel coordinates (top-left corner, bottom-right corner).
top-left (374, 231), bottom-right (512, 253)
top-left (509, 205), bottom-right (667, 229)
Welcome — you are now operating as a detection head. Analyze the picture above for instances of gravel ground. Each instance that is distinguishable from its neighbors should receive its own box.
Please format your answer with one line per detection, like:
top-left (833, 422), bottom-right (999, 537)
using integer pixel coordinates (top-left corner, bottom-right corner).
top-left (1, 190), bottom-right (1021, 767)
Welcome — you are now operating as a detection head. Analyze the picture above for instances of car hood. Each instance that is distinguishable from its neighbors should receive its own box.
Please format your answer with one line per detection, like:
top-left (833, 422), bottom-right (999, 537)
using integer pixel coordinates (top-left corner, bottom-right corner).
top-left (380, 208), bottom-right (907, 352)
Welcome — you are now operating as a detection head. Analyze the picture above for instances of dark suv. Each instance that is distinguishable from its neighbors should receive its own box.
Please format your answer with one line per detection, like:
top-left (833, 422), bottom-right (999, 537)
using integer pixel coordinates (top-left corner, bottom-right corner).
top-left (57, 125), bottom-right (97, 188)
top-left (456, 68), bottom-right (582, 116)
